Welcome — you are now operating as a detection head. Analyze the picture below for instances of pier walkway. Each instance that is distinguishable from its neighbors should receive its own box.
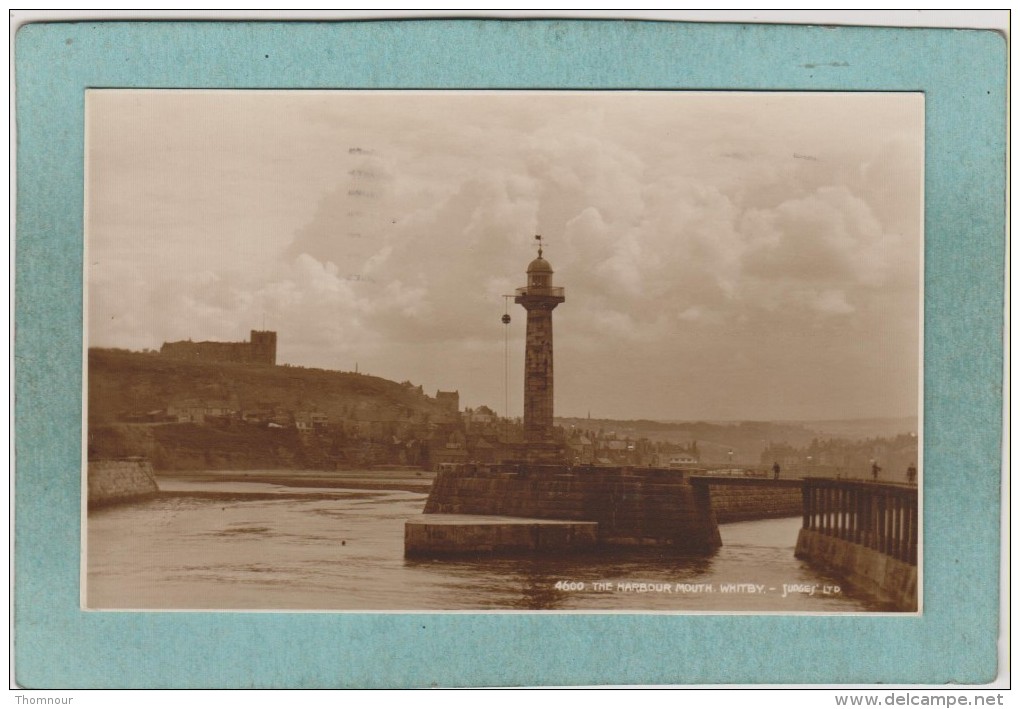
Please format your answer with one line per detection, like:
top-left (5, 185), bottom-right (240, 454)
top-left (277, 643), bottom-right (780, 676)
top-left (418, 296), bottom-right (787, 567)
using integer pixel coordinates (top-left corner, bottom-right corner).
top-left (795, 478), bottom-right (918, 610)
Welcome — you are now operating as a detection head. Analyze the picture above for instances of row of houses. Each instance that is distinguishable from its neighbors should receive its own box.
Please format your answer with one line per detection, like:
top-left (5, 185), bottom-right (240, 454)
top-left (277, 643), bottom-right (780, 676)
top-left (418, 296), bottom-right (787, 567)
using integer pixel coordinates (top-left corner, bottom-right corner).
top-left (126, 398), bottom-right (706, 471)
top-left (163, 400), bottom-right (334, 429)
top-left (759, 434), bottom-right (919, 480)
top-left (563, 429), bottom-right (701, 467)
top-left (126, 398), bottom-right (494, 458)
top-left (116, 400), bottom-right (353, 434)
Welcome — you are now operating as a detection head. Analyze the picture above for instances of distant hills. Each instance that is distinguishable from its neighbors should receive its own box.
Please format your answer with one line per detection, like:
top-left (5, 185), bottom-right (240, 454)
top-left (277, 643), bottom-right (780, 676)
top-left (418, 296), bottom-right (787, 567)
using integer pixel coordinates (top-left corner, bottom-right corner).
top-left (88, 348), bottom-right (918, 471)
top-left (555, 415), bottom-right (917, 443)
top-left (554, 415), bottom-right (918, 466)
top-left (785, 417), bottom-right (918, 440)
top-left (91, 348), bottom-right (916, 443)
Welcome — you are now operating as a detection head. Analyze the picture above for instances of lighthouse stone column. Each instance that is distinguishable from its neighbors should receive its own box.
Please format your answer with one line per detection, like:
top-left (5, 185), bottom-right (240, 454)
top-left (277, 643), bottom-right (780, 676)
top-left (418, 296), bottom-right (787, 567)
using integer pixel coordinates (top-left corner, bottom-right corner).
top-left (514, 248), bottom-right (565, 451)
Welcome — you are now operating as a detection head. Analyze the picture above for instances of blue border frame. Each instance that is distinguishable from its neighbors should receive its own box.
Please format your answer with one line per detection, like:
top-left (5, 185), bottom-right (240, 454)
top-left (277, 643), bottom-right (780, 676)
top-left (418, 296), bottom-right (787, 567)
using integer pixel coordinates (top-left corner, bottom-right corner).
top-left (14, 20), bottom-right (1005, 687)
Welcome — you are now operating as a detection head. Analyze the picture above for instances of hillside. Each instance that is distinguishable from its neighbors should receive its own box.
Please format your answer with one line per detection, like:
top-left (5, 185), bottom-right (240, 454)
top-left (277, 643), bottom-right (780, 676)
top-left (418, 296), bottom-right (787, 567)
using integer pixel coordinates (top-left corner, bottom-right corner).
top-left (88, 348), bottom-right (453, 426)
top-left (87, 349), bottom-right (460, 470)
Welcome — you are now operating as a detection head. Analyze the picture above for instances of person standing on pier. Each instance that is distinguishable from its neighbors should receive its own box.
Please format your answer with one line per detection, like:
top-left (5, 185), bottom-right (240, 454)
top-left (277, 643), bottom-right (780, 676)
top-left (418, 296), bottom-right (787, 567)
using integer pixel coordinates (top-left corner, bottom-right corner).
top-left (772, 461), bottom-right (780, 480)
top-left (906, 463), bottom-right (917, 485)
top-left (872, 461), bottom-right (882, 481)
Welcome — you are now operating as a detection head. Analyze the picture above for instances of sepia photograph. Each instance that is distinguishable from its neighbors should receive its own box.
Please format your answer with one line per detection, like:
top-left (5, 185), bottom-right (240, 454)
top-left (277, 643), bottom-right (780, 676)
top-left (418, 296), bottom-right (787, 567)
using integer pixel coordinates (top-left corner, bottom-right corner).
top-left (84, 89), bottom-right (923, 614)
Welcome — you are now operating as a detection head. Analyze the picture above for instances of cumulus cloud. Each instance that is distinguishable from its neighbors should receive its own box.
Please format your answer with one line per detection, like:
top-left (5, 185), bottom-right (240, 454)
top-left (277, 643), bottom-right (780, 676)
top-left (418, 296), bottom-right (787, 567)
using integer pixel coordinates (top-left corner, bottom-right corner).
top-left (87, 91), bottom-right (922, 420)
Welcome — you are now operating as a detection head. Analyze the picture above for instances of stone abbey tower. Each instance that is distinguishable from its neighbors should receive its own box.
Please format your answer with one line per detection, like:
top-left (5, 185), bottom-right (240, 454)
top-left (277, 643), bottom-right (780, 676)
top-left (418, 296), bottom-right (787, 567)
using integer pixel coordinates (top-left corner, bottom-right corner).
top-left (160, 329), bottom-right (277, 365)
top-left (514, 238), bottom-right (565, 450)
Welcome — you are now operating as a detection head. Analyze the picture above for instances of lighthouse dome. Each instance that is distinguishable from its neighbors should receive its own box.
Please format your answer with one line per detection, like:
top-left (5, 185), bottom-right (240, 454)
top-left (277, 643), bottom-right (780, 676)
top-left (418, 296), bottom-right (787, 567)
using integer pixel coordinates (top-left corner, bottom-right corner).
top-left (527, 256), bottom-right (553, 274)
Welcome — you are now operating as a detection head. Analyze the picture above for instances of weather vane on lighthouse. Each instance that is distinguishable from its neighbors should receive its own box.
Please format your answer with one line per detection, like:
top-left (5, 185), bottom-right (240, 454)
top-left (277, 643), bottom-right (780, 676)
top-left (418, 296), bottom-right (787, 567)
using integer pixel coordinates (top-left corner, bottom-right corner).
top-left (535, 233), bottom-right (543, 258)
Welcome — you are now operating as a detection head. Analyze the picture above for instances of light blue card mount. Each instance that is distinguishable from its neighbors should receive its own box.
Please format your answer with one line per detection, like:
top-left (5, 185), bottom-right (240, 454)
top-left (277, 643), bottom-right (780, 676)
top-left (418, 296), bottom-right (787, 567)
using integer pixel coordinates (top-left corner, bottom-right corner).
top-left (14, 20), bottom-right (1005, 687)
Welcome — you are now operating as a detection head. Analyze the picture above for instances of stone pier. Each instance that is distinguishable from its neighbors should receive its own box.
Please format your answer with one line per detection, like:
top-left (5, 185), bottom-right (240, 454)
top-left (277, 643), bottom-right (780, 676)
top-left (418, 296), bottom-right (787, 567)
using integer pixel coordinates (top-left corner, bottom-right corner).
top-left (407, 464), bottom-right (721, 556)
top-left (690, 476), bottom-right (803, 523)
top-left (87, 458), bottom-right (159, 508)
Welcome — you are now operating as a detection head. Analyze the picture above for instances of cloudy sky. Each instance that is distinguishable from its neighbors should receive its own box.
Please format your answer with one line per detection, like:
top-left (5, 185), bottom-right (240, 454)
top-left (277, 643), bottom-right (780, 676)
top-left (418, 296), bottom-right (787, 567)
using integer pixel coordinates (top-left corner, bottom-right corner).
top-left (86, 91), bottom-right (922, 422)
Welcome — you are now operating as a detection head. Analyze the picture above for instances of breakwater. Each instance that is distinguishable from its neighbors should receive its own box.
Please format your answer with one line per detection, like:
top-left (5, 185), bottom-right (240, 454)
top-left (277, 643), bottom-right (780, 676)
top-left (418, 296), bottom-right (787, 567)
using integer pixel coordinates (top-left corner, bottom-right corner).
top-left (421, 464), bottom-right (721, 553)
top-left (692, 476), bottom-right (803, 523)
top-left (87, 458), bottom-right (159, 508)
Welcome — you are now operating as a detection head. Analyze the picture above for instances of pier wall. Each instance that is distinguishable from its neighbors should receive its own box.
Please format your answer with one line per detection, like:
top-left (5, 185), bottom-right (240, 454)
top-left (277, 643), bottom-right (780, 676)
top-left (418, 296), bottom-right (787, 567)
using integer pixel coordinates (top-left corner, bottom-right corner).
top-left (795, 479), bottom-right (919, 611)
top-left (692, 477), bottom-right (803, 523)
top-left (87, 458), bottom-right (159, 508)
top-left (423, 465), bottom-right (721, 552)
top-left (795, 529), bottom-right (917, 611)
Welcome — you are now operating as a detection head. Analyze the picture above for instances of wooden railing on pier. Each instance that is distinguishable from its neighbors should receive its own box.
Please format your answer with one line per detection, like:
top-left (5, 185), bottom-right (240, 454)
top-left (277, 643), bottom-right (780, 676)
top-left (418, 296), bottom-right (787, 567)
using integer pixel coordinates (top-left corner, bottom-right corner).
top-left (801, 479), bottom-right (918, 566)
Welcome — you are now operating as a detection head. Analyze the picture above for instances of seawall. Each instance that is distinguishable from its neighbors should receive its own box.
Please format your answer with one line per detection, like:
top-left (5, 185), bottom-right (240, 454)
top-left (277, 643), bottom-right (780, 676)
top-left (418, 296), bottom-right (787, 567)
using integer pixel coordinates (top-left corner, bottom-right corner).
top-left (795, 528), bottom-right (918, 611)
top-left (692, 476), bottom-right (803, 523)
top-left (422, 465), bottom-right (721, 553)
top-left (87, 458), bottom-right (159, 508)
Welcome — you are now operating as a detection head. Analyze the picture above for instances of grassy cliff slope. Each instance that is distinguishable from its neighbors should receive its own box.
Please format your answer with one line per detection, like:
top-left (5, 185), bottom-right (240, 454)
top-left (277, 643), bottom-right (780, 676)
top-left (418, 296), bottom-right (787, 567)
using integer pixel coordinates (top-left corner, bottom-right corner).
top-left (87, 349), bottom-right (454, 470)
top-left (88, 348), bottom-right (451, 426)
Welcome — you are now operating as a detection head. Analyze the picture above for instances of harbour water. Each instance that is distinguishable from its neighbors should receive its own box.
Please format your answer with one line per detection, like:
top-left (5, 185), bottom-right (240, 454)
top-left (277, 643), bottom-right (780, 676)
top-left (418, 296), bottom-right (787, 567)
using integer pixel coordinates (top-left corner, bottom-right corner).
top-left (86, 471), bottom-right (894, 612)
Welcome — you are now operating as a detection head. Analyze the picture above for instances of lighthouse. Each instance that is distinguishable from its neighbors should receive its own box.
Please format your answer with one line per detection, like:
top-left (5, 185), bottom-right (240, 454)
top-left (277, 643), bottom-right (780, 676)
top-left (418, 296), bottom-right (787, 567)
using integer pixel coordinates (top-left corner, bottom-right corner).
top-left (514, 236), bottom-right (565, 450)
